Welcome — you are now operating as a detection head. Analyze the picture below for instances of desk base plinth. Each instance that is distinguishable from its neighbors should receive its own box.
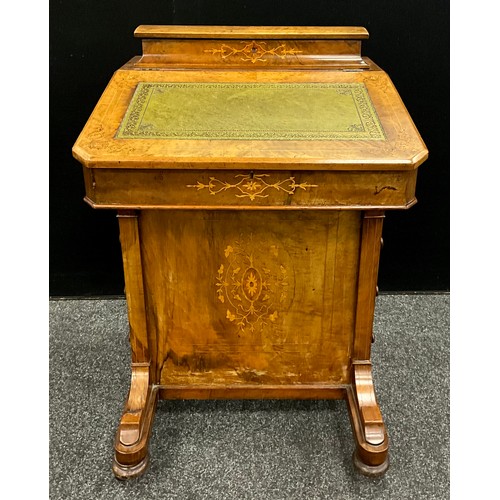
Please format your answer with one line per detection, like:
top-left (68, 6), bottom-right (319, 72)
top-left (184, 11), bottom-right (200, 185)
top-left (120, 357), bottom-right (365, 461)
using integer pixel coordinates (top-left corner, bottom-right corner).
top-left (111, 206), bottom-right (389, 480)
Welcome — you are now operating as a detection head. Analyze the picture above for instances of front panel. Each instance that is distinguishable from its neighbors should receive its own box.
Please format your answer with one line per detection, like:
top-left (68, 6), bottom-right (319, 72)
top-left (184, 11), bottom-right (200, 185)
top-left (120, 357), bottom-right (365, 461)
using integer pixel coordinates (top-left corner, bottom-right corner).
top-left (139, 210), bottom-right (361, 388)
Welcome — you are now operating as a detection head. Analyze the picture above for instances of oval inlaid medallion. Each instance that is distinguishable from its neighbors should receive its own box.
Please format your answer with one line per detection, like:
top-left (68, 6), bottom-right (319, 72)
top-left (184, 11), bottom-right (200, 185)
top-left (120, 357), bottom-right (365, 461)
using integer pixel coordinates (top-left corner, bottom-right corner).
top-left (215, 233), bottom-right (295, 334)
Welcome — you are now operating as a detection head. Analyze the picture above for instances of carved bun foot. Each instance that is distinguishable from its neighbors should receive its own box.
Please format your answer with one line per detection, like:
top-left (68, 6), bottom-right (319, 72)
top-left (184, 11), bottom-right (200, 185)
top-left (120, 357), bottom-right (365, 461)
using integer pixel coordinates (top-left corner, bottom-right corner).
top-left (113, 454), bottom-right (149, 480)
top-left (353, 450), bottom-right (389, 477)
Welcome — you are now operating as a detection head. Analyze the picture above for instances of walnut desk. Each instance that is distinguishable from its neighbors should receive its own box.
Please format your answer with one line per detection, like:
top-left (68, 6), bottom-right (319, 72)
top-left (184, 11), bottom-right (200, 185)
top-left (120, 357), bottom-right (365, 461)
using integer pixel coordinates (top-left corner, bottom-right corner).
top-left (72, 25), bottom-right (428, 480)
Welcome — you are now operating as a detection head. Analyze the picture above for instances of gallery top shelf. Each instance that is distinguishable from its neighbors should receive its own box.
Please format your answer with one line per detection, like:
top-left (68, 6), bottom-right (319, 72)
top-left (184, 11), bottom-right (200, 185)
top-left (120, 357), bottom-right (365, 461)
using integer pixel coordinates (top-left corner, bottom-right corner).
top-left (134, 25), bottom-right (370, 40)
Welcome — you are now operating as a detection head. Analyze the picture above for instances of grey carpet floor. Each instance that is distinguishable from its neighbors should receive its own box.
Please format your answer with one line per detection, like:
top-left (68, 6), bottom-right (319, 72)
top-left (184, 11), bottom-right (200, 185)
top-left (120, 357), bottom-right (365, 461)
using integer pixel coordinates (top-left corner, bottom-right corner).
top-left (49, 294), bottom-right (449, 500)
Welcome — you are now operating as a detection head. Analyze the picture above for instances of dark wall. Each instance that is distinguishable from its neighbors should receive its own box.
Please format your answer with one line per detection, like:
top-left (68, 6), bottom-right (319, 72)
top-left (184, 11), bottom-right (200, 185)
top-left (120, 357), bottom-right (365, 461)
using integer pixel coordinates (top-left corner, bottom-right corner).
top-left (50, 0), bottom-right (450, 296)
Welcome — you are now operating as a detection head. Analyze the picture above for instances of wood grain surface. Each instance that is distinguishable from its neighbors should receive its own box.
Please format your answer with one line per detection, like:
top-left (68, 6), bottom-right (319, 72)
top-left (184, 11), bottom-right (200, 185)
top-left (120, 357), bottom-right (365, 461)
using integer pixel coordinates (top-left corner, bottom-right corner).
top-left (134, 25), bottom-right (370, 39)
top-left (73, 67), bottom-right (427, 170)
top-left (137, 210), bottom-right (360, 387)
top-left (83, 168), bottom-right (418, 210)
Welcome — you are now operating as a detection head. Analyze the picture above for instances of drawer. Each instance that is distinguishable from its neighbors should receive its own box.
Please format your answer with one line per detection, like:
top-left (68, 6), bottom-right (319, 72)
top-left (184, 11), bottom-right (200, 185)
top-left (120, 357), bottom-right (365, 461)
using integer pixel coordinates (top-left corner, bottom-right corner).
top-left (83, 168), bottom-right (417, 210)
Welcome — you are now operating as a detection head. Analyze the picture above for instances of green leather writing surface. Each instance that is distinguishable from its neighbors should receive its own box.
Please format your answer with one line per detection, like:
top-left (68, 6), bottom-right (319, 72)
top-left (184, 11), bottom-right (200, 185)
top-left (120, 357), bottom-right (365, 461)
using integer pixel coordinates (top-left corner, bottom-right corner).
top-left (116, 82), bottom-right (385, 140)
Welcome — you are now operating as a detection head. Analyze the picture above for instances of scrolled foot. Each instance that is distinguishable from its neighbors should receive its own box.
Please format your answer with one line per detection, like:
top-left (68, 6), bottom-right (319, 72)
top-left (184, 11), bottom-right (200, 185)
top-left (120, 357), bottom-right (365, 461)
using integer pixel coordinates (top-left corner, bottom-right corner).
top-left (113, 366), bottom-right (158, 480)
top-left (346, 362), bottom-right (389, 477)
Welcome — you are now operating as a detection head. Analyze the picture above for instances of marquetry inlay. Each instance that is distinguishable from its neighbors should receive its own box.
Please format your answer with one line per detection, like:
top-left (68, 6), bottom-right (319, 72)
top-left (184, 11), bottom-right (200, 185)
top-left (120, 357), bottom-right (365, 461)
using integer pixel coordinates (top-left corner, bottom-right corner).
top-left (187, 173), bottom-right (318, 201)
top-left (204, 41), bottom-right (303, 63)
top-left (215, 234), bottom-right (294, 333)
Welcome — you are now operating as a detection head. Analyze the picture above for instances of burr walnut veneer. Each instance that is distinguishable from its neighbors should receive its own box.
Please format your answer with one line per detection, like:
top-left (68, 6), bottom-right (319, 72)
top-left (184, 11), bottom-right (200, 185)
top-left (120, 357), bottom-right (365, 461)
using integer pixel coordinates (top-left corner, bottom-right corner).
top-left (72, 25), bottom-right (427, 480)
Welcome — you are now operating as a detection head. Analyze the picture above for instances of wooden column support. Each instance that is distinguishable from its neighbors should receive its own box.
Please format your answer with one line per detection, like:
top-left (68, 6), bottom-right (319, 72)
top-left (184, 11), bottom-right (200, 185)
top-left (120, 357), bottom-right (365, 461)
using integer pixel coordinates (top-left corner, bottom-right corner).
top-left (346, 210), bottom-right (388, 476)
top-left (117, 210), bottom-right (150, 364)
top-left (113, 211), bottom-right (157, 480)
top-left (353, 210), bottom-right (385, 361)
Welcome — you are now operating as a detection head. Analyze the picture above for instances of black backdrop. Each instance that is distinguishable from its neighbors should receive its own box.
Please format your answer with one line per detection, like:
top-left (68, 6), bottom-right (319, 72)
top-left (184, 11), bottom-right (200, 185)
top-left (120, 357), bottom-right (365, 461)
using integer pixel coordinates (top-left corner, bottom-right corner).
top-left (50, 0), bottom-right (449, 296)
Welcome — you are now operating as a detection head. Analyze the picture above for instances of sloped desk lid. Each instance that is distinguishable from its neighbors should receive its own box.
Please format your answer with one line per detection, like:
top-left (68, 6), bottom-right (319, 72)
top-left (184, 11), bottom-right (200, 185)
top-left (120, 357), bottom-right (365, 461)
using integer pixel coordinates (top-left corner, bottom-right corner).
top-left (73, 26), bottom-right (428, 171)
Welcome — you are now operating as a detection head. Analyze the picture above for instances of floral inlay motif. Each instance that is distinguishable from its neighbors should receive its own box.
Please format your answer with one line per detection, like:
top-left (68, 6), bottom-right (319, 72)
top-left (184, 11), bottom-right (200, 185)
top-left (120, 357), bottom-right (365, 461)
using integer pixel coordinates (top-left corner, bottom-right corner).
top-left (244, 271), bottom-right (259, 298)
top-left (205, 41), bottom-right (302, 63)
top-left (215, 235), bottom-right (294, 333)
top-left (188, 173), bottom-right (318, 201)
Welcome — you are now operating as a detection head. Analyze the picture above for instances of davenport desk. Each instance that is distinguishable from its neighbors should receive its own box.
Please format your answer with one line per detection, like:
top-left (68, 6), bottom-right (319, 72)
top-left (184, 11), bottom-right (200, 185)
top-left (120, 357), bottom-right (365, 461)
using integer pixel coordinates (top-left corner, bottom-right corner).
top-left (72, 25), bottom-right (428, 479)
